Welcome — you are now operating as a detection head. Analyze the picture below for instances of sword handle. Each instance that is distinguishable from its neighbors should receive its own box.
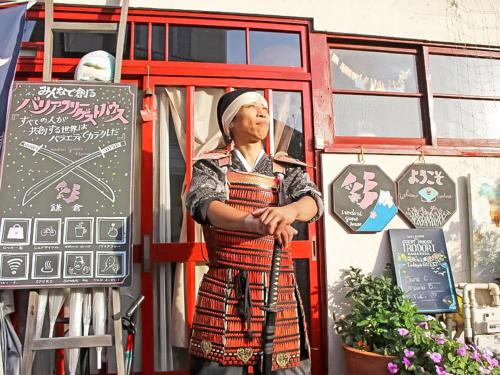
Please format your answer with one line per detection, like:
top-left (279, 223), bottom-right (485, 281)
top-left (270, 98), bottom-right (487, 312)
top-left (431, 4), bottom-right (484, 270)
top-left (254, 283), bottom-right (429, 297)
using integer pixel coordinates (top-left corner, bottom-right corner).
top-left (99, 141), bottom-right (126, 156)
top-left (19, 141), bottom-right (42, 155)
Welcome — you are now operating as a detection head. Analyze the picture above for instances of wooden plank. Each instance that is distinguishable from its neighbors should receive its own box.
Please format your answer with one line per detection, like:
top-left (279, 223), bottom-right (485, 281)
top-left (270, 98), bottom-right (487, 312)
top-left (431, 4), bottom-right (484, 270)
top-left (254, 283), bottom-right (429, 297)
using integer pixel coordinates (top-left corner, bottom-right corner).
top-left (21, 291), bottom-right (39, 375)
top-left (32, 335), bottom-right (113, 350)
top-left (114, 0), bottom-right (130, 83)
top-left (112, 288), bottom-right (126, 375)
top-left (52, 21), bottom-right (117, 33)
top-left (42, 0), bottom-right (54, 81)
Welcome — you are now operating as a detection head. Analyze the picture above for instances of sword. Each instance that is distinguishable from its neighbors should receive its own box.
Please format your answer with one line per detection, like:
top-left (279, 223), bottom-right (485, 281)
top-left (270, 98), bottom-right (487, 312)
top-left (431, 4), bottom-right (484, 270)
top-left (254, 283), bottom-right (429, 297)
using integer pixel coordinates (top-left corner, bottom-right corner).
top-left (20, 141), bottom-right (116, 203)
top-left (261, 240), bottom-right (283, 375)
top-left (22, 141), bottom-right (125, 206)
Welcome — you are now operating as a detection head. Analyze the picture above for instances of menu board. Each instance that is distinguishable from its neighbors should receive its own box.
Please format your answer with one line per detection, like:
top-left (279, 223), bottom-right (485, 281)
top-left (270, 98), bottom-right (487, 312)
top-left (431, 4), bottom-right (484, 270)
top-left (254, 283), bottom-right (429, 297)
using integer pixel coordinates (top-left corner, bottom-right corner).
top-left (397, 163), bottom-right (456, 228)
top-left (332, 164), bottom-right (398, 232)
top-left (389, 229), bottom-right (458, 313)
top-left (0, 82), bottom-right (135, 288)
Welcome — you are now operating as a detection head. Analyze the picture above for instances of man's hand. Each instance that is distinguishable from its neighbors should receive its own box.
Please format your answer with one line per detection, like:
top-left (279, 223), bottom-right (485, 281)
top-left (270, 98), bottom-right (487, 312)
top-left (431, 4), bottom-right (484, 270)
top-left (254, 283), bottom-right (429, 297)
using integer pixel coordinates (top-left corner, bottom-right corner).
top-left (273, 223), bottom-right (298, 247)
top-left (252, 206), bottom-right (298, 235)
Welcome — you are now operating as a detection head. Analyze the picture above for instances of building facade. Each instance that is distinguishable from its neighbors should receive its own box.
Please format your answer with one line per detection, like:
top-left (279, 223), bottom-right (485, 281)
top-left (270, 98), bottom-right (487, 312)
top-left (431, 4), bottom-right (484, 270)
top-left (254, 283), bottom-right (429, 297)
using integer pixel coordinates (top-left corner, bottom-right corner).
top-left (13, 1), bottom-right (500, 373)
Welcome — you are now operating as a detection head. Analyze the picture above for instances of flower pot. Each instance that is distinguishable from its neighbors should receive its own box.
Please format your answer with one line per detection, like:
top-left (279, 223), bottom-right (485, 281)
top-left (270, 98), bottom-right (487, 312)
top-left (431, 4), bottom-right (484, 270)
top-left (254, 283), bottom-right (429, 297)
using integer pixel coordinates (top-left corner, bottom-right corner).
top-left (343, 345), bottom-right (394, 375)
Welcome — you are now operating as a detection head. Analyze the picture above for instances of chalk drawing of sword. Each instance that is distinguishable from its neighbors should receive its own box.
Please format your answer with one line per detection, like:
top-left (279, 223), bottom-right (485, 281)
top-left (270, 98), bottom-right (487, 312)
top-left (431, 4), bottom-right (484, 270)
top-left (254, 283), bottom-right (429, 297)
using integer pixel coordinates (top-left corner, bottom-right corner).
top-left (20, 141), bottom-right (116, 203)
top-left (22, 141), bottom-right (126, 206)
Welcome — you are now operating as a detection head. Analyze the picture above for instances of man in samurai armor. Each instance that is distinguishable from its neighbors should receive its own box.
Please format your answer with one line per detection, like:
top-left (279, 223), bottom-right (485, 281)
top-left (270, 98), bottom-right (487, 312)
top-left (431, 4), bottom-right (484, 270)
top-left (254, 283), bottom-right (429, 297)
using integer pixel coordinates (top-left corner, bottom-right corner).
top-left (186, 89), bottom-right (323, 374)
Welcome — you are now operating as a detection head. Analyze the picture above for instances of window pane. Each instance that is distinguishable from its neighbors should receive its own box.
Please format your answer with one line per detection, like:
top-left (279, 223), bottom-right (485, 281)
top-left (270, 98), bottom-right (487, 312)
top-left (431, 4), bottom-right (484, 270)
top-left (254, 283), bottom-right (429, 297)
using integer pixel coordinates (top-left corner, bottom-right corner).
top-left (153, 263), bottom-right (190, 371)
top-left (134, 23), bottom-right (148, 60)
top-left (250, 30), bottom-right (301, 67)
top-left (169, 26), bottom-right (246, 64)
top-left (152, 24), bottom-right (166, 61)
top-left (273, 91), bottom-right (304, 161)
top-left (52, 24), bottom-right (130, 59)
top-left (430, 55), bottom-right (500, 97)
top-left (154, 87), bottom-right (186, 243)
top-left (54, 32), bottom-right (116, 58)
top-left (272, 90), bottom-right (308, 239)
top-left (333, 94), bottom-right (423, 137)
top-left (434, 98), bottom-right (500, 139)
top-left (194, 88), bottom-right (226, 155)
top-left (331, 49), bottom-right (419, 93)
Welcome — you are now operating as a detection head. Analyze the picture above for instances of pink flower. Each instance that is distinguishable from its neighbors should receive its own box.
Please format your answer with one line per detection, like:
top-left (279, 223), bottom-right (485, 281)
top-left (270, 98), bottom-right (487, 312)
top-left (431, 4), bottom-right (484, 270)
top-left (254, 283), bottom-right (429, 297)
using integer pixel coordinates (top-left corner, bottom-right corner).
top-left (429, 352), bottom-right (442, 364)
top-left (471, 351), bottom-right (482, 361)
top-left (434, 334), bottom-right (446, 345)
top-left (417, 321), bottom-right (429, 330)
top-left (397, 328), bottom-right (409, 336)
top-left (402, 357), bottom-right (411, 367)
top-left (404, 348), bottom-right (415, 358)
top-left (387, 362), bottom-right (399, 374)
top-left (435, 365), bottom-right (451, 375)
top-left (456, 346), bottom-right (467, 357)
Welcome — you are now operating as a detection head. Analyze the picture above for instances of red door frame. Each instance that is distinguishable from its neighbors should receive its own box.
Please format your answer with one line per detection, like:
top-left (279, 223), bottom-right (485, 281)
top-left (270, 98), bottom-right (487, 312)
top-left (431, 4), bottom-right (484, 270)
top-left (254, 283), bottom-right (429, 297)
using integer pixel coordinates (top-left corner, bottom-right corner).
top-left (141, 76), bottom-right (323, 374)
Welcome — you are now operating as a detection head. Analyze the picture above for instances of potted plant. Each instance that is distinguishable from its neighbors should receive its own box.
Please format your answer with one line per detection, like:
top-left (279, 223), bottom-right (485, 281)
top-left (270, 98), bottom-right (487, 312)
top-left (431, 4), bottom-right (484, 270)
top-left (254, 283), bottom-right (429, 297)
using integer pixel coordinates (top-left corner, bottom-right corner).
top-left (334, 267), bottom-right (500, 375)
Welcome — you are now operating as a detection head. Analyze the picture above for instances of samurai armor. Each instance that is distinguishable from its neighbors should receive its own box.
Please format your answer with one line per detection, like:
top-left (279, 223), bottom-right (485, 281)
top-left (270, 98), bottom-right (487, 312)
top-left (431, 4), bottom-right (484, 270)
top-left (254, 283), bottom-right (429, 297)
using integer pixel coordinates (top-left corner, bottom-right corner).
top-left (190, 169), bottom-right (309, 371)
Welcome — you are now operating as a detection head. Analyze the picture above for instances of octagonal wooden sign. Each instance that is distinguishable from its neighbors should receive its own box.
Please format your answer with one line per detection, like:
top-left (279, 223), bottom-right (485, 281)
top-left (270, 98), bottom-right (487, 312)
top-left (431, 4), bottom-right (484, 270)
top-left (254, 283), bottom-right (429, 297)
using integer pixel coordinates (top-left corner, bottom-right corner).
top-left (332, 164), bottom-right (398, 232)
top-left (397, 163), bottom-right (456, 228)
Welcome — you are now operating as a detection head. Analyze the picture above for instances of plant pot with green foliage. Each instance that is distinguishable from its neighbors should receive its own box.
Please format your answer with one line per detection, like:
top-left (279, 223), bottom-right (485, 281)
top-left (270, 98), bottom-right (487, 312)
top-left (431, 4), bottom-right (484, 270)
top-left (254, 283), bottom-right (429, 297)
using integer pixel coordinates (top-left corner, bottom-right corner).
top-left (334, 267), bottom-right (500, 375)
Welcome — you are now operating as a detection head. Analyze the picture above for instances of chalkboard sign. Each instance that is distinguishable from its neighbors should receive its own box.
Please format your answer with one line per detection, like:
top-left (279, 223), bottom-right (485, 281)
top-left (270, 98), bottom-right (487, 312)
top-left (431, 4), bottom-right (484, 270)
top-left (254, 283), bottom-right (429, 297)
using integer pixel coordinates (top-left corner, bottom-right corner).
top-left (0, 82), bottom-right (136, 288)
top-left (389, 229), bottom-right (457, 313)
top-left (397, 163), bottom-right (456, 228)
top-left (332, 164), bottom-right (398, 232)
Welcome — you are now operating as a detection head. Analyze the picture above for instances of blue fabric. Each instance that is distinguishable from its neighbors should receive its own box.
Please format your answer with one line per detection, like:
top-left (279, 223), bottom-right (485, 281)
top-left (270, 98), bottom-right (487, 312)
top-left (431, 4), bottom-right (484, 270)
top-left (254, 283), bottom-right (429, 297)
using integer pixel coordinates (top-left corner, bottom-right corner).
top-left (0, 3), bottom-right (27, 153)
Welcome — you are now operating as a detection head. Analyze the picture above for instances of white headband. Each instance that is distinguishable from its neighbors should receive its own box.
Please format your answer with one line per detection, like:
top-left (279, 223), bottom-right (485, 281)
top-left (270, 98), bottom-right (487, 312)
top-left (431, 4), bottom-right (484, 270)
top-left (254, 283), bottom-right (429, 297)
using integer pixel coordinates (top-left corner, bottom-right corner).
top-left (221, 92), bottom-right (268, 137)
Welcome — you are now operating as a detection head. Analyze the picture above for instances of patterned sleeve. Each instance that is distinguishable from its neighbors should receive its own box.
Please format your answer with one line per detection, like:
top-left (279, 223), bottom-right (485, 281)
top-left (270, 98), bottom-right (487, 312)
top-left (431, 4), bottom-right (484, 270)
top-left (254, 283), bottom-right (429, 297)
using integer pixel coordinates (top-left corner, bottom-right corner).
top-left (186, 159), bottom-right (227, 224)
top-left (283, 166), bottom-right (324, 223)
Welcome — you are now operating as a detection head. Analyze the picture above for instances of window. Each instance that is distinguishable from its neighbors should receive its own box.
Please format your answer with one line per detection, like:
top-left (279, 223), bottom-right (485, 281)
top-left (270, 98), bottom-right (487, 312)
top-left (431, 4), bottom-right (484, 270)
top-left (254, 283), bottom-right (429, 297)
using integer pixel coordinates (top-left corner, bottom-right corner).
top-left (330, 49), bottom-right (423, 138)
top-left (250, 31), bottom-right (301, 67)
top-left (430, 54), bottom-right (500, 141)
top-left (168, 26), bottom-right (246, 64)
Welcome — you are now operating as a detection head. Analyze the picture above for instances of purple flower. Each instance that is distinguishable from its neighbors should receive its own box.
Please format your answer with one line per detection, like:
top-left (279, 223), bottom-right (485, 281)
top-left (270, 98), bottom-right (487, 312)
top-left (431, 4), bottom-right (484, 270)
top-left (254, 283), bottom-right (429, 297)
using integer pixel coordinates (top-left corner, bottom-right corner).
top-left (486, 356), bottom-right (498, 367)
top-left (479, 367), bottom-right (491, 375)
top-left (417, 321), bottom-right (429, 330)
top-left (456, 346), bottom-right (467, 357)
top-left (471, 351), bottom-right (482, 361)
top-left (387, 362), bottom-right (399, 374)
top-left (397, 328), bottom-right (409, 336)
top-left (434, 334), bottom-right (446, 345)
top-left (404, 348), bottom-right (415, 358)
top-left (435, 365), bottom-right (451, 375)
top-left (402, 357), bottom-right (411, 367)
top-left (429, 352), bottom-right (442, 364)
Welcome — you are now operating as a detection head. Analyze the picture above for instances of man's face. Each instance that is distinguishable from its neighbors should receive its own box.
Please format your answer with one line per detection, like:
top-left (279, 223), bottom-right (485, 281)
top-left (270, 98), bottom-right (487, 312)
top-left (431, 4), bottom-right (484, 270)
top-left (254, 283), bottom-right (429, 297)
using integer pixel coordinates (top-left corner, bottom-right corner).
top-left (230, 102), bottom-right (270, 144)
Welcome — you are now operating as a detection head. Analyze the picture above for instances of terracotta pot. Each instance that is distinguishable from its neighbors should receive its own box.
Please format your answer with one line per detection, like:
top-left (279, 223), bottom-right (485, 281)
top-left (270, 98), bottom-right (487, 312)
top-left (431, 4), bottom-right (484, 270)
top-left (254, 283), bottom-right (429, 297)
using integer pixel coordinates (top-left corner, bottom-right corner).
top-left (343, 345), bottom-right (395, 375)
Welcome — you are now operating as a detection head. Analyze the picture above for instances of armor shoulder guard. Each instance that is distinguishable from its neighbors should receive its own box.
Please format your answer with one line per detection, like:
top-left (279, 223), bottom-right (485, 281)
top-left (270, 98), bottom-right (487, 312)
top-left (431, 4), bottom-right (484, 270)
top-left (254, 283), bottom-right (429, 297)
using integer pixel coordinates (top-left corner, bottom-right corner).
top-left (194, 149), bottom-right (231, 167)
top-left (273, 151), bottom-right (310, 168)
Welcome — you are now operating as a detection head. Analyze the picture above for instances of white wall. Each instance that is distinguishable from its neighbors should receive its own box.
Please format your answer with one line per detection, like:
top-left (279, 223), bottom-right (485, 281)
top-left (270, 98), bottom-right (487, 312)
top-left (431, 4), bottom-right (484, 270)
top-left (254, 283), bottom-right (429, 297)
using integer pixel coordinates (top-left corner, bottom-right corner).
top-left (321, 153), bottom-right (500, 375)
top-left (46, 0), bottom-right (500, 46)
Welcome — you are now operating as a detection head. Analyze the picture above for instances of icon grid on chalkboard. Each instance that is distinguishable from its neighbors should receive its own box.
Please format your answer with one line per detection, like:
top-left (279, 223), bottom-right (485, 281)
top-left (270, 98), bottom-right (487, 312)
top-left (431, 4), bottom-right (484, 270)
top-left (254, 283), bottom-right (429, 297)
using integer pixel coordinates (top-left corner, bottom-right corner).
top-left (33, 218), bottom-right (61, 245)
top-left (96, 251), bottom-right (126, 278)
top-left (96, 217), bottom-right (127, 245)
top-left (32, 252), bottom-right (62, 279)
top-left (0, 253), bottom-right (30, 280)
top-left (0, 218), bottom-right (31, 246)
top-left (63, 217), bottom-right (94, 245)
top-left (63, 251), bottom-right (94, 279)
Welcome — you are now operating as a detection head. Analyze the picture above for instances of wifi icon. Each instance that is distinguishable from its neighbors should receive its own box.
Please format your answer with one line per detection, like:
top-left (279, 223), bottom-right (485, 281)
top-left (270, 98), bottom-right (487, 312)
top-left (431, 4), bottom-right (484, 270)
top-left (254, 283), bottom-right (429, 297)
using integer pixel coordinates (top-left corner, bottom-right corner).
top-left (7, 258), bottom-right (23, 275)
